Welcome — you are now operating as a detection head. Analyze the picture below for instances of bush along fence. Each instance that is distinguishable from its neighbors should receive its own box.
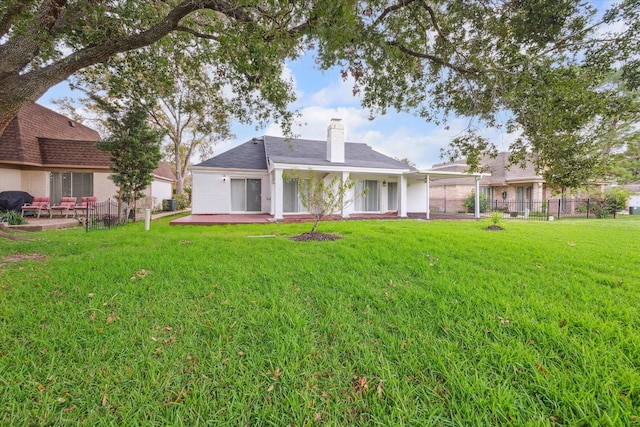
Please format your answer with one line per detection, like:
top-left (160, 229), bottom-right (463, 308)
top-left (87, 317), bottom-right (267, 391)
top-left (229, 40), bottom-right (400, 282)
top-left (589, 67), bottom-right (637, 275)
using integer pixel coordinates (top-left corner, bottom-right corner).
top-left (76, 199), bottom-right (130, 232)
top-left (488, 198), bottom-right (618, 221)
top-left (427, 198), bottom-right (620, 221)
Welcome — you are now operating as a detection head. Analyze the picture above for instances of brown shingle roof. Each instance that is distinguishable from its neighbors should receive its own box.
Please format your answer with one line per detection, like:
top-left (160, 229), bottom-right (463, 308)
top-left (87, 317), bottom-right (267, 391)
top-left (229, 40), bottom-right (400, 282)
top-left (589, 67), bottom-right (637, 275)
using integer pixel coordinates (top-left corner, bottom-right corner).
top-left (427, 152), bottom-right (543, 186)
top-left (153, 162), bottom-right (176, 181)
top-left (38, 138), bottom-right (111, 168)
top-left (0, 103), bottom-right (102, 166)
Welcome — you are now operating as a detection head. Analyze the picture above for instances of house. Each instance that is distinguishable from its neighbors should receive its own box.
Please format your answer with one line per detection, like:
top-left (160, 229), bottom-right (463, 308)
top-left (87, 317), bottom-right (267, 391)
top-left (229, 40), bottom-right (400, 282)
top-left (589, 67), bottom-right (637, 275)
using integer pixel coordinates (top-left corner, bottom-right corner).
top-left (141, 162), bottom-right (176, 211)
top-left (191, 118), bottom-right (486, 220)
top-left (192, 119), bottom-right (414, 219)
top-left (0, 103), bottom-right (117, 204)
top-left (0, 103), bottom-right (174, 208)
top-left (426, 152), bottom-right (605, 214)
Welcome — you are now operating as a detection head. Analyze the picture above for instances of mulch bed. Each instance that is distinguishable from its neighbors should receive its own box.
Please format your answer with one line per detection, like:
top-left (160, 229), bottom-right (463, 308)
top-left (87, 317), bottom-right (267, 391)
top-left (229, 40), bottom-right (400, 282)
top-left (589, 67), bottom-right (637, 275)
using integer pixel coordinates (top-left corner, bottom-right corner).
top-left (289, 232), bottom-right (343, 241)
top-left (485, 225), bottom-right (505, 231)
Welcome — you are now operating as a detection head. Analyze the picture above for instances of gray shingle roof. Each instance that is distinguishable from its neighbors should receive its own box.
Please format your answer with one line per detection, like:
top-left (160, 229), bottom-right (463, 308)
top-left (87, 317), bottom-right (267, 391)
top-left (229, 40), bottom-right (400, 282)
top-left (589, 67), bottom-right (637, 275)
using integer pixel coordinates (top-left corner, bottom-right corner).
top-left (196, 139), bottom-right (267, 169)
top-left (196, 135), bottom-right (411, 171)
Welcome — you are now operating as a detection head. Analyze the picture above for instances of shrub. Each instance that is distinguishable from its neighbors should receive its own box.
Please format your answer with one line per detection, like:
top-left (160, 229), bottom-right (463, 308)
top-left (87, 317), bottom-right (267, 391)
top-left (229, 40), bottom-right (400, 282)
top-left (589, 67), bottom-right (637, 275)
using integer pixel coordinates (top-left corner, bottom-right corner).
top-left (604, 187), bottom-right (633, 212)
top-left (464, 192), bottom-right (488, 213)
top-left (0, 210), bottom-right (27, 225)
top-left (490, 211), bottom-right (502, 225)
top-left (175, 193), bottom-right (190, 210)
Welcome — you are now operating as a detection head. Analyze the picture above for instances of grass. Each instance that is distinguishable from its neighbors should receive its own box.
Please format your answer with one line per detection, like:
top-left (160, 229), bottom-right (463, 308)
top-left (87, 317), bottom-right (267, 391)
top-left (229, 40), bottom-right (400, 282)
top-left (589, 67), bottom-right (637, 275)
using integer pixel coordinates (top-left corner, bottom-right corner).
top-left (1, 216), bottom-right (639, 426)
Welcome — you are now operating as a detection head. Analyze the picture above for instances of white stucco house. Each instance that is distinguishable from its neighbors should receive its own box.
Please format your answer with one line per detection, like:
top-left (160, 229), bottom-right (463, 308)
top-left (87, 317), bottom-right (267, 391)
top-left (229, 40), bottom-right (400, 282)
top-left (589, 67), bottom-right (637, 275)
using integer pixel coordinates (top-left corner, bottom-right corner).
top-left (191, 118), bottom-right (486, 220)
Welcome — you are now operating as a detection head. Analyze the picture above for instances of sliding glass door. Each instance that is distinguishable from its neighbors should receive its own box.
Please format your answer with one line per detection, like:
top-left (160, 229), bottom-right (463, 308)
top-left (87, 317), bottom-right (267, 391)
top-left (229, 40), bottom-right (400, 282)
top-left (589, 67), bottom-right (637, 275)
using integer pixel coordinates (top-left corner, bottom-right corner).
top-left (230, 178), bottom-right (261, 212)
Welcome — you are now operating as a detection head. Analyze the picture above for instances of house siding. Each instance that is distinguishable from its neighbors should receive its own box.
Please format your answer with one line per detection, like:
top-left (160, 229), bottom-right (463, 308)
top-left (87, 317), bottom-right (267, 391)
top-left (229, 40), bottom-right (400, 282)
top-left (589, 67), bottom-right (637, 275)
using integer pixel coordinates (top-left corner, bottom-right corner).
top-left (407, 180), bottom-right (427, 213)
top-left (93, 173), bottom-right (119, 201)
top-left (192, 170), bottom-right (270, 215)
top-left (0, 167), bottom-right (22, 192)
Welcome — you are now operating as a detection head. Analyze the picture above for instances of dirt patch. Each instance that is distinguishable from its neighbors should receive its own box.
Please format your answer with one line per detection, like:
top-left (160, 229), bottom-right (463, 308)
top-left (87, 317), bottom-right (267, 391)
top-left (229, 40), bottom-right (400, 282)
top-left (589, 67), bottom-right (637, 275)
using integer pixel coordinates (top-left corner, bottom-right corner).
top-left (485, 225), bottom-right (505, 231)
top-left (289, 232), bottom-right (343, 241)
top-left (0, 252), bottom-right (46, 267)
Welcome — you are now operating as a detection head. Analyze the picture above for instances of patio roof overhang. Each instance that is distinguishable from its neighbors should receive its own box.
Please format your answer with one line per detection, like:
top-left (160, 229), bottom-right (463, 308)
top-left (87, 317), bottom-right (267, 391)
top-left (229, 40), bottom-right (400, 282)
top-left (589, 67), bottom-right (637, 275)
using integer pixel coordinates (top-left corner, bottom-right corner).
top-left (409, 169), bottom-right (490, 219)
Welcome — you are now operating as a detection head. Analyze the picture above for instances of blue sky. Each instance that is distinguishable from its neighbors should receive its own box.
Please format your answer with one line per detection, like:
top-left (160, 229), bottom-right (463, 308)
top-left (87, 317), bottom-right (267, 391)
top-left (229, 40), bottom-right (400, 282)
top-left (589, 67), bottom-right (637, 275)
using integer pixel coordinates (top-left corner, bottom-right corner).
top-left (38, 54), bottom-right (513, 170)
top-left (37, 0), bottom-right (614, 169)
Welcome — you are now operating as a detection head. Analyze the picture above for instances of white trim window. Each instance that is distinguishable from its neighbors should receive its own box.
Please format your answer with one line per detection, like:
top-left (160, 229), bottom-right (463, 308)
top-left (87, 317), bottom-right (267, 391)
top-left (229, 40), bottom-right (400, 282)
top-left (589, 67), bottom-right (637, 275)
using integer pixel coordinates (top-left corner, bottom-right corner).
top-left (231, 178), bottom-right (261, 212)
top-left (50, 172), bottom-right (93, 205)
top-left (355, 180), bottom-right (380, 212)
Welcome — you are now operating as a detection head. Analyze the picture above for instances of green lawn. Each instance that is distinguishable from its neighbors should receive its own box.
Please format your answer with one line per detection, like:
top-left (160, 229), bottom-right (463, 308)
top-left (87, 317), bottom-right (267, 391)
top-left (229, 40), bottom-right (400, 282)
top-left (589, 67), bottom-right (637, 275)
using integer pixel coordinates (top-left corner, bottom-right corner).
top-left (1, 216), bottom-right (639, 426)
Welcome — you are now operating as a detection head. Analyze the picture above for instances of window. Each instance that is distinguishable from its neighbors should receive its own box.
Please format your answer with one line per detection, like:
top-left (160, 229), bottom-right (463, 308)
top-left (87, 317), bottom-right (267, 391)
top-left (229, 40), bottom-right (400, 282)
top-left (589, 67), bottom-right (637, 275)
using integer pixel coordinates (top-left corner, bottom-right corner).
top-left (355, 180), bottom-right (380, 212)
top-left (515, 186), bottom-right (532, 211)
top-left (480, 186), bottom-right (493, 201)
top-left (283, 178), bottom-right (308, 213)
top-left (387, 182), bottom-right (398, 211)
top-left (50, 172), bottom-right (93, 205)
top-left (231, 178), bottom-right (261, 212)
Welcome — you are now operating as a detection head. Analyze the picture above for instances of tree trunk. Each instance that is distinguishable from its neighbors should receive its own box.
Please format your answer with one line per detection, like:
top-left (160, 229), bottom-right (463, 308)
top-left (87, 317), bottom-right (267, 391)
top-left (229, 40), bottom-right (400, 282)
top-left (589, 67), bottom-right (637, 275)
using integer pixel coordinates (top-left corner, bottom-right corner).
top-left (310, 215), bottom-right (322, 233)
top-left (176, 174), bottom-right (184, 195)
top-left (0, 72), bottom-right (62, 134)
top-left (0, 0), bottom-right (251, 135)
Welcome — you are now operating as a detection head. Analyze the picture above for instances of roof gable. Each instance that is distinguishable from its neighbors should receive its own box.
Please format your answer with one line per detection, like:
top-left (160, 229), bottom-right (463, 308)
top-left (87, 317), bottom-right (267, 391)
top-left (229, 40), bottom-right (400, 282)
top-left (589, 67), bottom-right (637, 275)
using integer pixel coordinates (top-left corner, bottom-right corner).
top-left (154, 162), bottom-right (176, 181)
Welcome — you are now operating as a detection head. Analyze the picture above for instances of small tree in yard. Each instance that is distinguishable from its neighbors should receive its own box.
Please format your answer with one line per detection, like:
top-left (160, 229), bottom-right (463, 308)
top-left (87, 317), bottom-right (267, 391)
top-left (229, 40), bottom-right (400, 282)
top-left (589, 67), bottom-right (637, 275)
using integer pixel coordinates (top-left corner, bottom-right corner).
top-left (292, 174), bottom-right (364, 234)
top-left (99, 105), bottom-right (163, 220)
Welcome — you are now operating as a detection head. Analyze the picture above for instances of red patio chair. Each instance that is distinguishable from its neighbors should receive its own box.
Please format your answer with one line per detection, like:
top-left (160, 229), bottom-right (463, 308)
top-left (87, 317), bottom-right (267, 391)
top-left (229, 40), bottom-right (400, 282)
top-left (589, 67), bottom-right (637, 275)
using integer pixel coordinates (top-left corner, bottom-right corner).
top-left (50, 197), bottom-right (77, 218)
top-left (21, 196), bottom-right (52, 218)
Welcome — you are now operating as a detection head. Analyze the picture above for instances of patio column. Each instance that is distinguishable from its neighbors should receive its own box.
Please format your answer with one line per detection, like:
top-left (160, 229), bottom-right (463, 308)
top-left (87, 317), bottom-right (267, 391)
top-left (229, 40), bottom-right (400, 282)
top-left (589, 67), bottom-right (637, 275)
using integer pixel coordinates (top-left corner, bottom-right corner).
top-left (341, 171), bottom-right (351, 218)
top-left (399, 174), bottom-right (407, 217)
top-left (274, 168), bottom-right (283, 220)
top-left (475, 177), bottom-right (481, 219)
top-left (425, 174), bottom-right (430, 220)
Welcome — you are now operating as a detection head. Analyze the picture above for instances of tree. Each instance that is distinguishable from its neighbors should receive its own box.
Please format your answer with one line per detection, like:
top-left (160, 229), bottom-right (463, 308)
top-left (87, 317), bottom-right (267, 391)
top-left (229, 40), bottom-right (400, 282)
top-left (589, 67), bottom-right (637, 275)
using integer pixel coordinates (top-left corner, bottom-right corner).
top-left (61, 36), bottom-right (235, 195)
top-left (288, 174), bottom-right (362, 233)
top-left (98, 104), bottom-right (163, 218)
top-left (0, 0), bottom-right (311, 134)
top-left (2, 1), bottom-right (639, 190)
top-left (319, 0), bottom-right (640, 189)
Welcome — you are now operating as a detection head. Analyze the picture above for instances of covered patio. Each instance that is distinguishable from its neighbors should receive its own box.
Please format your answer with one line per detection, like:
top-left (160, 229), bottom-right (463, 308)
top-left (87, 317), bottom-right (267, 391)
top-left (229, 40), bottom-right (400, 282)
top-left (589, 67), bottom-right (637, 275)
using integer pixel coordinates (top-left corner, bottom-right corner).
top-left (409, 169), bottom-right (488, 219)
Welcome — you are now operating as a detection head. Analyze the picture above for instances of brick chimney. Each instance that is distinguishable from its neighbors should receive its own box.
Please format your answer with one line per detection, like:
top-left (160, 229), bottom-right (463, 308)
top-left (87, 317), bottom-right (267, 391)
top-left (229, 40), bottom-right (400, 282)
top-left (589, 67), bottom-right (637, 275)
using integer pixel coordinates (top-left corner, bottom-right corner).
top-left (326, 118), bottom-right (345, 163)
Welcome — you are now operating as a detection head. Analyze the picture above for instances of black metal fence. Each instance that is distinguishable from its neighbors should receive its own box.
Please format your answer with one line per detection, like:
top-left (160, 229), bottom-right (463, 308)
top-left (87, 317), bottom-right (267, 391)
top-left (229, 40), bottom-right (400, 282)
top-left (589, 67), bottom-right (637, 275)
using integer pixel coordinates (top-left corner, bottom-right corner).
top-left (546, 198), bottom-right (618, 220)
top-left (489, 199), bottom-right (549, 221)
top-left (76, 199), bottom-right (130, 232)
top-left (427, 198), bottom-right (619, 221)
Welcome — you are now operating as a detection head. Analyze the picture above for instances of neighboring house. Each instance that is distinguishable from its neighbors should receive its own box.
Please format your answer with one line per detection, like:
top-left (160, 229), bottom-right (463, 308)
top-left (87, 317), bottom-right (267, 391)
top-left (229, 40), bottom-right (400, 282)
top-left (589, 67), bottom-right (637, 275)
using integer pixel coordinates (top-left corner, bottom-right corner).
top-left (625, 184), bottom-right (640, 212)
top-left (0, 103), bottom-right (117, 204)
top-left (191, 118), bottom-right (486, 219)
top-left (141, 162), bottom-right (176, 211)
top-left (192, 119), bottom-right (414, 219)
top-left (426, 153), bottom-right (607, 214)
top-left (0, 103), bottom-right (173, 208)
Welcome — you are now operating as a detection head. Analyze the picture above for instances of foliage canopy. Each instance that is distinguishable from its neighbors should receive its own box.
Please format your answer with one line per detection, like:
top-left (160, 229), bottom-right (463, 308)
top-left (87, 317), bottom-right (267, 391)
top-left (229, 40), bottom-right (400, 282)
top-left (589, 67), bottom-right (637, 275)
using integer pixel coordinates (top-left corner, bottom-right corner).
top-left (1, 0), bottom-right (639, 188)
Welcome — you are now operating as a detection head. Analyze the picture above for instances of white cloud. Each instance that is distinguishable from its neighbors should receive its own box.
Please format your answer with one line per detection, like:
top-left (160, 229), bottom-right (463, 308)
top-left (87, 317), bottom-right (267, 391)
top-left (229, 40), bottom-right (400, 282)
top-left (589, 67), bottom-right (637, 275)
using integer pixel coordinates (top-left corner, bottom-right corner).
top-left (264, 105), bottom-right (370, 140)
top-left (307, 75), bottom-right (361, 107)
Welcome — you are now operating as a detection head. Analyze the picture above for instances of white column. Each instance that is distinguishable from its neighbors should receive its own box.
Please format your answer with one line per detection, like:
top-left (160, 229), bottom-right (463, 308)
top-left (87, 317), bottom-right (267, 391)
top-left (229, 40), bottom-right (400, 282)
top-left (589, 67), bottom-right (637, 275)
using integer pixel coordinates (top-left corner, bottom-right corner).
top-left (399, 174), bottom-right (407, 217)
top-left (425, 175), bottom-right (430, 220)
top-left (474, 177), bottom-right (481, 219)
top-left (274, 168), bottom-right (283, 220)
top-left (342, 171), bottom-right (351, 218)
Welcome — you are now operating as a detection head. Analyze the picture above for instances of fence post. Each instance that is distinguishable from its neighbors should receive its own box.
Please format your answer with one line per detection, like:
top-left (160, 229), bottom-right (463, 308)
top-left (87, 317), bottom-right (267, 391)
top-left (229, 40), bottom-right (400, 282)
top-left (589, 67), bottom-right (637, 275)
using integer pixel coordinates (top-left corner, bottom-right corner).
top-left (586, 199), bottom-right (590, 219)
top-left (557, 199), bottom-right (561, 219)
